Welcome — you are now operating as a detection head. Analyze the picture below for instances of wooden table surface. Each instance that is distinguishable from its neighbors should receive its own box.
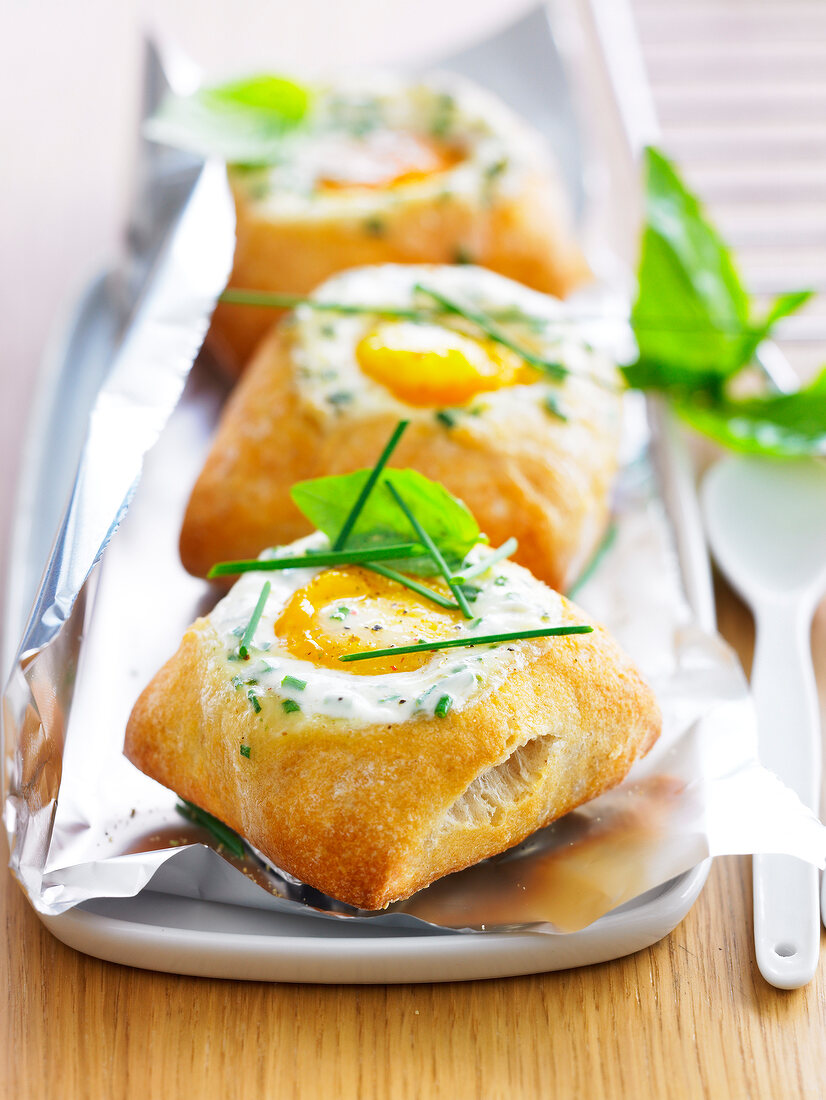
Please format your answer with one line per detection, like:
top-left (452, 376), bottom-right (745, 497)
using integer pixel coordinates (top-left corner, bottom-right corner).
top-left (3, 2), bottom-right (826, 1097)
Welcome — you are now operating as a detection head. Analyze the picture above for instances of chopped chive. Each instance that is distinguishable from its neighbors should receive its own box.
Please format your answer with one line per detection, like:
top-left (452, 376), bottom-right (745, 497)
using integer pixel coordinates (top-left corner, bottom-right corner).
top-left (333, 420), bottom-right (410, 550)
top-left (339, 624), bottom-right (593, 662)
top-left (209, 542), bottom-right (422, 578)
top-left (435, 409), bottom-right (456, 428)
top-left (238, 581), bottom-right (271, 659)
top-left (566, 524), bottom-right (618, 600)
top-left (363, 563), bottom-right (461, 611)
top-left (175, 800), bottom-right (245, 858)
top-left (414, 283), bottom-right (568, 382)
top-left (240, 744), bottom-right (251, 759)
top-left (282, 698), bottom-right (301, 714)
top-left (434, 694), bottom-right (453, 718)
top-left (457, 583), bottom-right (481, 602)
top-left (248, 690), bottom-right (262, 714)
top-left (544, 394), bottom-right (569, 421)
top-left (327, 390), bottom-right (353, 406)
top-left (452, 538), bottom-right (518, 584)
top-left (384, 480), bottom-right (474, 620)
top-left (281, 674), bottom-right (306, 691)
top-left (363, 216), bottom-right (386, 237)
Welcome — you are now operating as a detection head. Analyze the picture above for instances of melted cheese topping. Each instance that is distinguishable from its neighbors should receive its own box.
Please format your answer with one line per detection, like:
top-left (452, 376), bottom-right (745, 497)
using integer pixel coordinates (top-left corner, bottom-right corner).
top-left (209, 533), bottom-right (569, 725)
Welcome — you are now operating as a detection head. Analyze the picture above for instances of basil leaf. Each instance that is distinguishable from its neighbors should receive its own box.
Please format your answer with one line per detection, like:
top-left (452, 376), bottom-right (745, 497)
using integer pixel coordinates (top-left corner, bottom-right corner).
top-left (628, 146), bottom-right (754, 392)
top-left (677, 368), bottom-right (826, 457)
top-left (743, 289), bottom-right (816, 363)
top-left (291, 468), bottom-right (480, 574)
top-left (145, 75), bottom-right (311, 165)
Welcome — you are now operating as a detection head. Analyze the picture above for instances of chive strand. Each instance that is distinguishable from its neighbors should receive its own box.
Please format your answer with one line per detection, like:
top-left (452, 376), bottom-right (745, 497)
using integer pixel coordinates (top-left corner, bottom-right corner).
top-left (566, 524), bottom-right (618, 600)
top-left (209, 542), bottom-right (422, 578)
top-left (339, 625), bottom-right (593, 663)
top-left (333, 420), bottom-right (410, 550)
top-left (364, 563), bottom-right (461, 611)
top-left (221, 288), bottom-right (425, 319)
top-left (175, 800), bottom-right (245, 858)
top-left (220, 288), bottom-right (560, 327)
top-left (384, 480), bottom-right (474, 619)
top-left (238, 581), bottom-right (271, 659)
top-left (414, 283), bottom-right (569, 382)
top-left (451, 538), bottom-right (518, 583)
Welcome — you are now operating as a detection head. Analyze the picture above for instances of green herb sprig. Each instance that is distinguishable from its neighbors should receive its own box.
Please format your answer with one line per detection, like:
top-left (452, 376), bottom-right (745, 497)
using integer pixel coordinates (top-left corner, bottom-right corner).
top-left (291, 467), bottom-right (480, 578)
top-left (146, 75), bottom-right (312, 165)
top-left (451, 538), bottom-right (518, 584)
top-left (626, 146), bottom-right (820, 456)
top-left (221, 288), bottom-right (562, 329)
top-left (238, 581), bottom-right (271, 658)
top-left (566, 525), bottom-right (618, 600)
top-left (175, 800), bottom-right (245, 858)
top-left (384, 480), bottom-right (474, 619)
top-left (363, 563), bottom-right (461, 611)
top-left (209, 542), bottom-right (423, 578)
top-left (333, 419), bottom-right (409, 549)
top-left (339, 625), bottom-right (593, 663)
top-left (414, 283), bottom-right (568, 381)
top-left (221, 288), bottom-right (427, 319)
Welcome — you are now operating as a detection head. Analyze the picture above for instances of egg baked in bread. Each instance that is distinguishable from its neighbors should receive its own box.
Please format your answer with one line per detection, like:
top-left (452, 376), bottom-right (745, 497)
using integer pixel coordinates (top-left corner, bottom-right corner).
top-left (127, 455), bottom-right (660, 910)
top-left (181, 264), bottom-right (622, 592)
top-left (207, 73), bottom-right (589, 373)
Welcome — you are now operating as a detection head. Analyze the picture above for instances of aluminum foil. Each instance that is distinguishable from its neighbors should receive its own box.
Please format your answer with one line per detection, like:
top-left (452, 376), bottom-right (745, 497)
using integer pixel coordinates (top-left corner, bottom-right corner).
top-left (3, 16), bottom-right (825, 937)
top-left (5, 344), bottom-right (826, 932)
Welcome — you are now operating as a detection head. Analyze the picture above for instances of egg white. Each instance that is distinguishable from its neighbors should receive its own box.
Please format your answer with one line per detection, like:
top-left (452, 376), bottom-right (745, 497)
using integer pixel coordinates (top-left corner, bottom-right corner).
top-left (208, 532), bottom-right (569, 725)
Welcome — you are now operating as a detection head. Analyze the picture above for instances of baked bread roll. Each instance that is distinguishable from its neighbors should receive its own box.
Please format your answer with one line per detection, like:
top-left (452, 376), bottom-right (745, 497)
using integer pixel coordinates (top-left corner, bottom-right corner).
top-left (182, 265), bottom-right (622, 591)
top-left (125, 538), bottom-right (660, 910)
top-left (208, 73), bottom-right (589, 374)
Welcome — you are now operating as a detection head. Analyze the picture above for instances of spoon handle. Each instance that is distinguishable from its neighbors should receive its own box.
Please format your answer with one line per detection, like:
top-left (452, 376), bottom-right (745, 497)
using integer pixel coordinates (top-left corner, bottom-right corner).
top-left (752, 600), bottom-right (821, 989)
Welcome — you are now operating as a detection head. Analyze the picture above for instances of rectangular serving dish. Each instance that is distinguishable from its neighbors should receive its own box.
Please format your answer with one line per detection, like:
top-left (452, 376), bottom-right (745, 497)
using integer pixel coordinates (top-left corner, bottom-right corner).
top-left (3, 0), bottom-right (715, 982)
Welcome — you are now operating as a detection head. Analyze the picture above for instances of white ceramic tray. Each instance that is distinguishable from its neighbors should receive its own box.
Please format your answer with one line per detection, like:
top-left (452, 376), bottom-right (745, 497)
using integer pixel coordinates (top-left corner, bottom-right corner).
top-left (38, 869), bottom-right (708, 983)
top-left (5, 2), bottom-right (714, 982)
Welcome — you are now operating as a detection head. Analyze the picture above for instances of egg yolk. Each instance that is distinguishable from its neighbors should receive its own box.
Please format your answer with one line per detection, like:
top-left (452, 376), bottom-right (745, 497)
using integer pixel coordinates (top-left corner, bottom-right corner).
top-left (355, 320), bottom-right (535, 407)
top-left (274, 566), bottom-right (463, 675)
top-left (317, 131), bottom-right (462, 191)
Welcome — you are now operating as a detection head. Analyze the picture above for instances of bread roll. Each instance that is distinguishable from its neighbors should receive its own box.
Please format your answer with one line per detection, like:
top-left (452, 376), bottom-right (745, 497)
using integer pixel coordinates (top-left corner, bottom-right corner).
top-left (183, 265), bottom-right (622, 591)
top-left (207, 73), bottom-right (589, 374)
top-left (125, 543), bottom-right (660, 909)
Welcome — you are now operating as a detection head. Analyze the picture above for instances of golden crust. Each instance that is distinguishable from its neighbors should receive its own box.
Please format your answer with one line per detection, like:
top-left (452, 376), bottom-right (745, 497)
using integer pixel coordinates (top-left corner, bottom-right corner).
top-left (207, 167), bottom-right (590, 375)
top-left (124, 598), bottom-right (660, 910)
top-left (180, 325), bottom-right (620, 591)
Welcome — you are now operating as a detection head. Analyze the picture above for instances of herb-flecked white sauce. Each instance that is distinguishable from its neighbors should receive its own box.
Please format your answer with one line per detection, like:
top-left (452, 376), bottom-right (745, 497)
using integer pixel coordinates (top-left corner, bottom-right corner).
top-left (209, 533), bottom-right (569, 725)
top-left (289, 263), bottom-right (621, 427)
top-left (231, 73), bottom-right (542, 218)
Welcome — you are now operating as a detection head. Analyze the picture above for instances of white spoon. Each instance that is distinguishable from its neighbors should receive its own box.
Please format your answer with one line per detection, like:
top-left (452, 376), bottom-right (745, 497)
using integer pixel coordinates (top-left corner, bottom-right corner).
top-left (702, 454), bottom-right (826, 989)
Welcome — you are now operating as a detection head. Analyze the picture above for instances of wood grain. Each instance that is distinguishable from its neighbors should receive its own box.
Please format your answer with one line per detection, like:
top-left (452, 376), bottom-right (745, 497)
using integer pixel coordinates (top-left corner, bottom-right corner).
top-left (3, 784), bottom-right (826, 1100)
top-left (4, 0), bottom-right (826, 1096)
